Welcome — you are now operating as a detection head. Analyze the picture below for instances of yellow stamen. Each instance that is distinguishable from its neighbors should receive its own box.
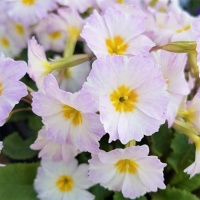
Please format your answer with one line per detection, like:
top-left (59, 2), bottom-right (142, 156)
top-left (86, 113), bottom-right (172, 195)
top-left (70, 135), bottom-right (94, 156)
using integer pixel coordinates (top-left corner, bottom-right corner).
top-left (110, 85), bottom-right (138, 112)
top-left (0, 37), bottom-right (10, 48)
top-left (176, 25), bottom-right (191, 33)
top-left (105, 36), bottom-right (128, 55)
top-left (49, 31), bottom-right (62, 40)
top-left (56, 175), bottom-right (74, 192)
top-left (149, 0), bottom-right (158, 7)
top-left (117, 0), bottom-right (125, 3)
top-left (15, 23), bottom-right (24, 36)
top-left (0, 83), bottom-right (3, 95)
top-left (115, 159), bottom-right (138, 174)
top-left (21, 0), bottom-right (35, 6)
top-left (62, 105), bottom-right (82, 126)
top-left (182, 109), bottom-right (196, 123)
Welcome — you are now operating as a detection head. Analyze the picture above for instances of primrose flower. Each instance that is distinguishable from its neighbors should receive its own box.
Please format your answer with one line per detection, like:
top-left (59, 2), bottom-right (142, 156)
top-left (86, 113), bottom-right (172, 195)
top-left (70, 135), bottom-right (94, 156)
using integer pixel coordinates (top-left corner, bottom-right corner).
top-left (89, 145), bottom-right (166, 199)
top-left (28, 37), bottom-right (52, 88)
top-left (81, 9), bottom-right (154, 58)
top-left (31, 126), bottom-right (79, 163)
top-left (151, 50), bottom-right (190, 127)
top-left (6, 20), bottom-right (30, 50)
top-left (58, 8), bottom-right (84, 40)
top-left (6, 0), bottom-right (57, 25)
top-left (152, 8), bottom-right (195, 45)
top-left (0, 27), bottom-right (21, 57)
top-left (0, 2), bottom-right (8, 24)
top-left (178, 90), bottom-right (200, 131)
top-left (32, 74), bottom-right (105, 153)
top-left (96, 0), bottom-right (142, 11)
top-left (185, 149), bottom-right (200, 178)
top-left (84, 55), bottom-right (168, 143)
top-left (144, 0), bottom-right (169, 12)
top-left (56, 0), bottom-right (95, 13)
top-left (35, 14), bottom-right (67, 52)
top-left (34, 158), bottom-right (94, 200)
top-left (0, 53), bottom-right (27, 126)
top-left (184, 137), bottom-right (200, 178)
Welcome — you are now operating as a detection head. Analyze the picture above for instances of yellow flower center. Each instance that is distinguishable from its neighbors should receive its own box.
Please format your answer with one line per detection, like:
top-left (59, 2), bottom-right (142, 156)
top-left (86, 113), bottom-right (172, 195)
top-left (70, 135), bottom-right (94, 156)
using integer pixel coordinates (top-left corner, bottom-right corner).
top-left (149, 0), bottom-right (158, 7)
top-left (43, 61), bottom-right (52, 74)
top-left (14, 23), bottom-right (24, 36)
top-left (0, 37), bottom-right (10, 48)
top-left (56, 175), bottom-right (74, 192)
top-left (0, 83), bottom-right (3, 95)
top-left (115, 159), bottom-right (138, 174)
top-left (62, 105), bottom-right (82, 126)
top-left (110, 85), bottom-right (138, 112)
top-left (176, 25), bottom-right (191, 33)
top-left (117, 0), bottom-right (124, 3)
top-left (158, 6), bottom-right (166, 12)
top-left (182, 109), bottom-right (196, 123)
top-left (105, 36), bottom-right (128, 55)
top-left (67, 26), bottom-right (81, 39)
top-left (21, 0), bottom-right (35, 6)
top-left (49, 31), bottom-right (62, 40)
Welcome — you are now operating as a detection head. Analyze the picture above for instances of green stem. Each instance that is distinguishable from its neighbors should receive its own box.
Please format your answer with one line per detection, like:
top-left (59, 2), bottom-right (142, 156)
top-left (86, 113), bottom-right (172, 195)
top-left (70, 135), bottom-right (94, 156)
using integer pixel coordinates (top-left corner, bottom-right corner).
top-left (173, 120), bottom-right (199, 143)
top-left (63, 36), bottom-right (77, 58)
top-left (7, 107), bottom-right (32, 122)
top-left (125, 140), bottom-right (136, 148)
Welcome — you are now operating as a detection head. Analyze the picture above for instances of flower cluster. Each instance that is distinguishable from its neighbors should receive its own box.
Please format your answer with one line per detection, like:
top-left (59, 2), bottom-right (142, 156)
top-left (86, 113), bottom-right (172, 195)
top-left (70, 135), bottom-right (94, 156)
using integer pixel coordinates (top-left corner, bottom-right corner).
top-left (1, 0), bottom-right (200, 200)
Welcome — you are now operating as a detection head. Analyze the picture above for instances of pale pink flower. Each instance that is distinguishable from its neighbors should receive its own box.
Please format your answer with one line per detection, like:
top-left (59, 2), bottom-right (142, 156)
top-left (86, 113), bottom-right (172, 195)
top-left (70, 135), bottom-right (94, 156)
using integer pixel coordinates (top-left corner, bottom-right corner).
top-left (84, 55), bottom-right (168, 143)
top-left (6, 0), bottom-right (57, 25)
top-left (27, 37), bottom-right (52, 88)
top-left (152, 8), bottom-right (195, 45)
top-left (179, 90), bottom-right (200, 132)
top-left (0, 53), bottom-right (27, 126)
top-left (35, 14), bottom-right (67, 52)
top-left (151, 50), bottom-right (190, 127)
top-left (34, 158), bottom-right (94, 200)
top-left (32, 74), bottom-right (105, 153)
top-left (0, 27), bottom-right (21, 57)
top-left (81, 8), bottom-right (154, 58)
top-left (89, 145), bottom-right (166, 199)
top-left (31, 126), bottom-right (79, 163)
top-left (185, 148), bottom-right (200, 178)
top-left (96, 0), bottom-right (142, 11)
top-left (58, 8), bottom-right (84, 40)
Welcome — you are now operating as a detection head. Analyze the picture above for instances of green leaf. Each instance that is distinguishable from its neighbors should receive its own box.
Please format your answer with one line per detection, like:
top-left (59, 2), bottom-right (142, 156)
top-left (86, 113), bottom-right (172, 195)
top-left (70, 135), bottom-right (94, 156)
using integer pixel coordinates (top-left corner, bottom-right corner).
top-left (169, 171), bottom-right (188, 186)
top-left (151, 187), bottom-right (199, 200)
top-left (167, 132), bottom-right (195, 172)
top-left (170, 171), bottom-right (200, 192)
top-left (89, 184), bottom-right (113, 200)
top-left (114, 192), bottom-right (147, 200)
top-left (0, 163), bottom-right (39, 200)
top-left (3, 132), bottom-right (38, 160)
top-left (28, 115), bottom-right (43, 132)
top-left (151, 124), bottom-right (173, 157)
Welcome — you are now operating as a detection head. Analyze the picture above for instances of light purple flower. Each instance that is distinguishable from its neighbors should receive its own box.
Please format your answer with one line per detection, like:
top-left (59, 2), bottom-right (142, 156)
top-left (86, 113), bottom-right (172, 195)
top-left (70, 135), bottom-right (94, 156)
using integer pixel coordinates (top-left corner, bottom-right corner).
top-left (89, 145), bottom-right (166, 199)
top-left (0, 53), bottom-right (27, 126)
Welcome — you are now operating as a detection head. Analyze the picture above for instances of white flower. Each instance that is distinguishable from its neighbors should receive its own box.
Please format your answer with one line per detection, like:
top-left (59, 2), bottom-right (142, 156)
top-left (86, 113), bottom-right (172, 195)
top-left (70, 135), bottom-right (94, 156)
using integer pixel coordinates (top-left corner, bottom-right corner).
top-left (89, 145), bottom-right (166, 199)
top-left (34, 158), bottom-right (94, 200)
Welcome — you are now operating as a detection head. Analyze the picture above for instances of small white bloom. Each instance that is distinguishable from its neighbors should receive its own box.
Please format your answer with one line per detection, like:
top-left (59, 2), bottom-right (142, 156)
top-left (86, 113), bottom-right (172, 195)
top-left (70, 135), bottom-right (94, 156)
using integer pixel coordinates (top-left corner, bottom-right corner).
top-left (34, 158), bottom-right (94, 200)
